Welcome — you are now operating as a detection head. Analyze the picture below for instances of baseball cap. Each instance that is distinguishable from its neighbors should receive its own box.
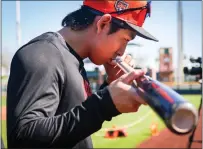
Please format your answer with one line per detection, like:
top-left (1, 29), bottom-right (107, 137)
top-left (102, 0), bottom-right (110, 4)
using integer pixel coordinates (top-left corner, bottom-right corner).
top-left (83, 0), bottom-right (158, 42)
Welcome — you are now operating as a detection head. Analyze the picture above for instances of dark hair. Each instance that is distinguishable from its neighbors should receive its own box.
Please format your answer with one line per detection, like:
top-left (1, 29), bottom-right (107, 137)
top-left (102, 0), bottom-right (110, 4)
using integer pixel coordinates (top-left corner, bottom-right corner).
top-left (61, 6), bottom-right (125, 34)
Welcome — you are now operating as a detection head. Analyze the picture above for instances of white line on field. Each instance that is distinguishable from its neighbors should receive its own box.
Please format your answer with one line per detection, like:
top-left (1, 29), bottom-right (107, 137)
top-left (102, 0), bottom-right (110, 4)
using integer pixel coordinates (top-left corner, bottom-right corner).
top-left (97, 111), bottom-right (152, 133)
top-left (123, 111), bottom-right (151, 129)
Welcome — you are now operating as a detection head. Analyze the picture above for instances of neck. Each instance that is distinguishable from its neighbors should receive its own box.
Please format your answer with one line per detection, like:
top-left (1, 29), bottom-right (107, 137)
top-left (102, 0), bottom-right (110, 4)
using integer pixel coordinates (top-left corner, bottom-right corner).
top-left (58, 27), bottom-right (91, 59)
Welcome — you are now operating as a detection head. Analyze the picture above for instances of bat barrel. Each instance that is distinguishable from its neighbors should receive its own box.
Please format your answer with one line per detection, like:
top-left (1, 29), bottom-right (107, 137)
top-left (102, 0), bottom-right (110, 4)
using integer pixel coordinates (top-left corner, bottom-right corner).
top-left (115, 57), bottom-right (199, 135)
top-left (169, 100), bottom-right (198, 134)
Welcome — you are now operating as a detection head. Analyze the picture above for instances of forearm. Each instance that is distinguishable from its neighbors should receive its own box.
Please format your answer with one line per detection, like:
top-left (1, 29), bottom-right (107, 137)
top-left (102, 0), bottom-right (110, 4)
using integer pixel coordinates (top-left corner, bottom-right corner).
top-left (11, 88), bottom-right (120, 148)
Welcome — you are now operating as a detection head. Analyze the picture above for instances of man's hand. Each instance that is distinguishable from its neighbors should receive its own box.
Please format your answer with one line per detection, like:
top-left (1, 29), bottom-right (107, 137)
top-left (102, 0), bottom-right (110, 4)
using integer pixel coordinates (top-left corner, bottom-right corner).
top-left (108, 70), bottom-right (147, 113)
top-left (104, 54), bottom-right (136, 84)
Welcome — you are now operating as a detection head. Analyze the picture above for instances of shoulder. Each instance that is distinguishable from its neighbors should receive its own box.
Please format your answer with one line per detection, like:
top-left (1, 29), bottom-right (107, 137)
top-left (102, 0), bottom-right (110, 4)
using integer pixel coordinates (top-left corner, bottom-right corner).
top-left (11, 34), bottom-right (65, 75)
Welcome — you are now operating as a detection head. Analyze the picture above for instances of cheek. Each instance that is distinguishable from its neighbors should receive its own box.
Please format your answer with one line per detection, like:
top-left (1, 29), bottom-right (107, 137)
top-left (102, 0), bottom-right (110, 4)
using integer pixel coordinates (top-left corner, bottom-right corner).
top-left (102, 37), bottom-right (122, 53)
top-left (89, 35), bottom-right (126, 64)
top-left (97, 37), bottom-right (118, 55)
top-left (100, 42), bottom-right (119, 59)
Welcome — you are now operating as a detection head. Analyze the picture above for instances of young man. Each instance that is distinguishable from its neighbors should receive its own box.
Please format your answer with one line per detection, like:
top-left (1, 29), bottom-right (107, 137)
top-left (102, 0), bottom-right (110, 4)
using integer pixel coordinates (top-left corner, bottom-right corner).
top-left (6, 0), bottom-right (158, 148)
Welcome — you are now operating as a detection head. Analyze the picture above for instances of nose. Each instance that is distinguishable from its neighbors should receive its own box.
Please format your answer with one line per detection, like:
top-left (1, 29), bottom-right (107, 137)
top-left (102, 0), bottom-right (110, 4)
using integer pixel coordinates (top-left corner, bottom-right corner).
top-left (117, 45), bottom-right (127, 56)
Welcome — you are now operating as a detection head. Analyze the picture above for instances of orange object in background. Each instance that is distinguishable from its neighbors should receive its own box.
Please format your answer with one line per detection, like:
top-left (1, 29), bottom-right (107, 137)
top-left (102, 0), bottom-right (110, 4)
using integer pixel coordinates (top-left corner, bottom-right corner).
top-left (150, 123), bottom-right (159, 136)
top-left (104, 125), bottom-right (128, 139)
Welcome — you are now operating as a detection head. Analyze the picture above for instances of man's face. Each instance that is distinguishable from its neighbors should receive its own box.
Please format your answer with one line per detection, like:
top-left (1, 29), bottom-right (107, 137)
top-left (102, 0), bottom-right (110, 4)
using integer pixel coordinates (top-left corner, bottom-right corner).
top-left (89, 14), bottom-right (136, 65)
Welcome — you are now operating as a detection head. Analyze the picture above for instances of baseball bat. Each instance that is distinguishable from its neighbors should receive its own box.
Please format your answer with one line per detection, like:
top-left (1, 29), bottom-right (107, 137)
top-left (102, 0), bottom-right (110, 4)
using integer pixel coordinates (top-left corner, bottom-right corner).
top-left (114, 57), bottom-right (198, 135)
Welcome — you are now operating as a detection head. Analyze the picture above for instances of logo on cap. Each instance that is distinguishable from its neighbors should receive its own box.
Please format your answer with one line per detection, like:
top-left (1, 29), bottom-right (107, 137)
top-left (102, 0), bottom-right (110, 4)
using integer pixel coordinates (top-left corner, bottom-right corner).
top-left (114, 0), bottom-right (129, 11)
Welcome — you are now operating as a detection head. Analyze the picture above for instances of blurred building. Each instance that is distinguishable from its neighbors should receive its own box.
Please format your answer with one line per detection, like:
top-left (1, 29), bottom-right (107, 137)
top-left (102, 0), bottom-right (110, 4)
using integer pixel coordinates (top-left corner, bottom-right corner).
top-left (84, 58), bottom-right (105, 92)
top-left (147, 68), bottom-right (157, 80)
top-left (158, 47), bottom-right (174, 82)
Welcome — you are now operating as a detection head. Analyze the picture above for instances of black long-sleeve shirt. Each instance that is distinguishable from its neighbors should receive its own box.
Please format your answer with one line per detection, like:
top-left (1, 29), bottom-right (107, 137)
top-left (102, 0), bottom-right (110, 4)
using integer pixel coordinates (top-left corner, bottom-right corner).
top-left (6, 32), bottom-right (120, 148)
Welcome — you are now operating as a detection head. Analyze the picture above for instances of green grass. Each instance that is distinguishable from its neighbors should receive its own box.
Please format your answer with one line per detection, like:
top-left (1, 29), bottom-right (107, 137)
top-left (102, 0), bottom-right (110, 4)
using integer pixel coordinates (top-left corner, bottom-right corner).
top-left (91, 95), bottom-right (202, 148)
top-left (1, 76), bottom-right (8, 81)
top-left (92, 106), bottom-right (166, 148)
top-left (1, 95), bottom-right (201, 148)
top-left (1, 94), bottom-right (7, 148)
top-left (2, 120), bottom-right (7, 148)
top-left (1, 95), bottom-right (6, 107)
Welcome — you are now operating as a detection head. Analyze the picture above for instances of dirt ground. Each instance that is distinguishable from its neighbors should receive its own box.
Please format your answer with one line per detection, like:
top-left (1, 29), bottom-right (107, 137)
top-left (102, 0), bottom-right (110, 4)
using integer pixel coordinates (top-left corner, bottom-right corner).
top-left (1, 106), bottom-right (6, 121)
top-left (137, 110), bottom-right (202, 148)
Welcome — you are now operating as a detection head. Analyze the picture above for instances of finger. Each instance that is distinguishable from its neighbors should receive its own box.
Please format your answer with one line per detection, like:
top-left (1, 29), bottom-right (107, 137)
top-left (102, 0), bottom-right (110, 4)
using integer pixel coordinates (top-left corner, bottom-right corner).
top-left (132, 103), bottom-right (141, 112)
top-left (121, 81), bottom-right (147, 106)
top-left (119, 69), bottom-right (145, 84)
top-left (108, 60), bottom-right (117, 66)
top-left (130, 80), bottom-right (137, 87)
top-left (124, 55), bottom-right (132, 64)
top-left (129, 86), bottom-right (147, 105)
top-left (117, 71), bottom-right (125, 78)
top-left (128, 59), bottom-right (136, 68)
top-left (116, 69), bottom-right (123, 76)
top-left (120, 71), bottom-right (137, 84)
top-left (136, 96), bottom-right (147, 105)
top-left (133, 70), bottom-right (145, 78)
top-left (142, 67), bottom-right (148, 74)
top-left (120, 53), bottom-right (126, 60)
top-left (114, 65), bottom-right (118, 69)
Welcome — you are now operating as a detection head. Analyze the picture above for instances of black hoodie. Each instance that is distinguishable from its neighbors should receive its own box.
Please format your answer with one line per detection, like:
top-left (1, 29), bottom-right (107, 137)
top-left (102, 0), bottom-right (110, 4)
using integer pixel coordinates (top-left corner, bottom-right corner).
top-left (6, 32), bottom-right (120, 148)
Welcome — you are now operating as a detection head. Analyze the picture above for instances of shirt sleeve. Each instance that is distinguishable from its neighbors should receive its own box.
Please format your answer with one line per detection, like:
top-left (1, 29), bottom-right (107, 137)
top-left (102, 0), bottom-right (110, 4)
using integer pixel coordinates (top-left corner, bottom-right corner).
top-left (7, 41), bottom-right (120, 148)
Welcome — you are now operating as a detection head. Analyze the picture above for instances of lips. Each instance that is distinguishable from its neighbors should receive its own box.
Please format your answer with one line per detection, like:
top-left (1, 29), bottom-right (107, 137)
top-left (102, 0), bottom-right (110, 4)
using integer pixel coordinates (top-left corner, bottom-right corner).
top-left (111, 56), bottom-right (118, 61)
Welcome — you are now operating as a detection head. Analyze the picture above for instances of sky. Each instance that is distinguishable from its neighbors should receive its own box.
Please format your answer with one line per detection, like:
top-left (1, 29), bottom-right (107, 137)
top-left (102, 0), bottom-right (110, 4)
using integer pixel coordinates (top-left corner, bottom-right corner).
top-left (2, 1), bottom-right (202, 73)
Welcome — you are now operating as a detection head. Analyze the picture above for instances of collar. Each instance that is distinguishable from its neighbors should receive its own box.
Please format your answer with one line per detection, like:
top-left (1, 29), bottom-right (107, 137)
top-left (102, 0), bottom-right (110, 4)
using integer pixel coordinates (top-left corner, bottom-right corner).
top-left (65, 42), bottom-right (84, 71)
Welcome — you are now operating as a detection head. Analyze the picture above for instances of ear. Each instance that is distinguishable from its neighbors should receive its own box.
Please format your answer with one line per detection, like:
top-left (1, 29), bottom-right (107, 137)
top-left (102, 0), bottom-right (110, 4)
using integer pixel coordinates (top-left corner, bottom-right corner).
top-left (96, 14), bottom-right (112, 34)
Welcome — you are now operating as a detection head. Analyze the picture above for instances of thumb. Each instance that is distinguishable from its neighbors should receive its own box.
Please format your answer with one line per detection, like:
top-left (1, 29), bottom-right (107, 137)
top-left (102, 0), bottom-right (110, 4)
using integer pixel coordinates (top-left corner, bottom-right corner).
top-left (120, 71), bottom-right (137, 84)
top-left (120, 70), bottom-right (145, 84)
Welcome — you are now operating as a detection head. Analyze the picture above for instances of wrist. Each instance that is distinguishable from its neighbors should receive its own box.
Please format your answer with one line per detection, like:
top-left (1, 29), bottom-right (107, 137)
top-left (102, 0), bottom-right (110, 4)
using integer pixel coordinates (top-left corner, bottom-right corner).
top-left (97, 87), bottom-right (121, 120)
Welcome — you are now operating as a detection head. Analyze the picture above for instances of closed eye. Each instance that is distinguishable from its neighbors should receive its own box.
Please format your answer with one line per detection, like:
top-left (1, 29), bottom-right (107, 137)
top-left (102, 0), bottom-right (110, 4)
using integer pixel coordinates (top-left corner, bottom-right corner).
top-left (125, 38), bottom-right (130, 42)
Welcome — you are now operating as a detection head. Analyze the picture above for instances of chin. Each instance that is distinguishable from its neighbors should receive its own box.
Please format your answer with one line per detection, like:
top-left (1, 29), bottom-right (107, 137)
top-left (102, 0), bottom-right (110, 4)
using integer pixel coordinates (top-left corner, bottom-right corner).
top-left (89, 57), bottom-right (107, 65)
top-left (91, 60), bottom-right (103, 65)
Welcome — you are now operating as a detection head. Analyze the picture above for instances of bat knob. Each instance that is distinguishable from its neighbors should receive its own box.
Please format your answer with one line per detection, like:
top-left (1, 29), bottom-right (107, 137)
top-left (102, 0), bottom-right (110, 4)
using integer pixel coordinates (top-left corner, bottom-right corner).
top-left (170, 102), bottom-right (198, 134)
